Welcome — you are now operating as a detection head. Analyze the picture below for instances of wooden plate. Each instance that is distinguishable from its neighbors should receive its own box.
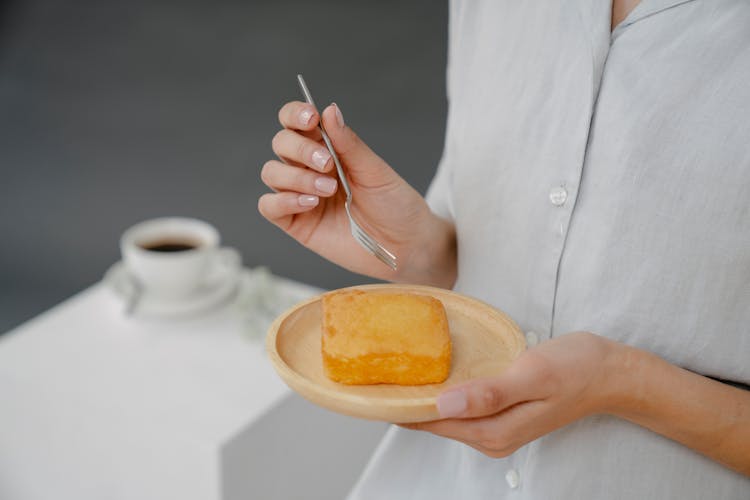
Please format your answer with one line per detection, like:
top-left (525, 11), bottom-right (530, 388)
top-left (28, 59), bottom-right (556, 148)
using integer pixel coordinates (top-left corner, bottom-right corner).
top-left (265, 284), bottom-right (526, 423)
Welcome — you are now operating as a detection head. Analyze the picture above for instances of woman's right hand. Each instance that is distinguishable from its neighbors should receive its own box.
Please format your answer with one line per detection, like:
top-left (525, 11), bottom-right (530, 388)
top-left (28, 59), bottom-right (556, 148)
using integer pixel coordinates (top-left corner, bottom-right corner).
top-left (258, 101), bottom-right (456, 287)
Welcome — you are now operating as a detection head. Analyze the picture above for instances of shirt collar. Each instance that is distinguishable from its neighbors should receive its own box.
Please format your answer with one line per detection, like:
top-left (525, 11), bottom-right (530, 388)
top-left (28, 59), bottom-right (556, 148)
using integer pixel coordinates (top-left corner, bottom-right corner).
top-left (613, 0), bottom-right (698, 37)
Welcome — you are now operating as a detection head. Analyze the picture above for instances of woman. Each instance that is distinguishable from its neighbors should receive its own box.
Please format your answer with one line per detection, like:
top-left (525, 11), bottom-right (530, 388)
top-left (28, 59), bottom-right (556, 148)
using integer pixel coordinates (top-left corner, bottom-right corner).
top-left (259, 0), bottom-right (750, 498)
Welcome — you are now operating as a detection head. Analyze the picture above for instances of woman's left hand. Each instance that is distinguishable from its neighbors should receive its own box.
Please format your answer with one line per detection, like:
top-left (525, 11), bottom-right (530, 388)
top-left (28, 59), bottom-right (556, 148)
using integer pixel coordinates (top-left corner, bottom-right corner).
top-left (402, 331), bottom-right (750, 475)
top-left (401, 332), bottom-right (623, 457)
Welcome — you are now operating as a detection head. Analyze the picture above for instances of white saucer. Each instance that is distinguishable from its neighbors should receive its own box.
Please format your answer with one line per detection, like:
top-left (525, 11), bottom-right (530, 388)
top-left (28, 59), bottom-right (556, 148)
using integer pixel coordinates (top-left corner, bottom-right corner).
top-left (103, 257), bottom-right (241, 319)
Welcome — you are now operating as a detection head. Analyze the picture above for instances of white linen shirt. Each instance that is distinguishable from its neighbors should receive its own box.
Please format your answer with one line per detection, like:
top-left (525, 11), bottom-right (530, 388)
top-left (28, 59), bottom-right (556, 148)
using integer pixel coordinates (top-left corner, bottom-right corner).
top-left (348, 0), bottom-right (750, 498)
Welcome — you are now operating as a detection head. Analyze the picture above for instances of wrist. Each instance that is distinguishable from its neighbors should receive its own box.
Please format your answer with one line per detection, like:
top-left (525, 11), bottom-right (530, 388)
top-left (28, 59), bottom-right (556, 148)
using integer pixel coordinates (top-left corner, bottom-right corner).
top-left (581, 335), bottom-right (750, 475)
top-left (396, 212), bottom-right (456, 288)
top-left (597, 339), bottom-right (659, 419)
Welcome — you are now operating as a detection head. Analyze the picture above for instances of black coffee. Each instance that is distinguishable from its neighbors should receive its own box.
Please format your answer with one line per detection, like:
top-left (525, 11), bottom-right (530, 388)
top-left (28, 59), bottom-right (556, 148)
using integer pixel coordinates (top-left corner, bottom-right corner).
top-left (140, 240), bottom-right (199, 252)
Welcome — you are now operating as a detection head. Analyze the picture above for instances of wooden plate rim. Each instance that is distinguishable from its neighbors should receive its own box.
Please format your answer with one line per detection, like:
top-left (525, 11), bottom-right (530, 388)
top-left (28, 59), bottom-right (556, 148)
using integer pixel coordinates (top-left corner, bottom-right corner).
top-left (265, 284), bottom-right (526, 410)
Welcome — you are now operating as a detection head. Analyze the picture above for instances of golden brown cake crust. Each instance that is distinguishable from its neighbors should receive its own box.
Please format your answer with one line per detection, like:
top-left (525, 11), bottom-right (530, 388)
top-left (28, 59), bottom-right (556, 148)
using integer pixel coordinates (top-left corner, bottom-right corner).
top-left (321, 290), bottom-right (451, 385)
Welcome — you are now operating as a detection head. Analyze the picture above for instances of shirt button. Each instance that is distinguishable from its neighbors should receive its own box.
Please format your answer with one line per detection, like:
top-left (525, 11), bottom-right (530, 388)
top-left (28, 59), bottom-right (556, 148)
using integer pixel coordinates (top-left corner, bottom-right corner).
top-left (549, 186), bottom-right (568, 206)
top-left (525, 331), bottom-right (539, 347)
top-left (505, 469), bottom-right (520, 489)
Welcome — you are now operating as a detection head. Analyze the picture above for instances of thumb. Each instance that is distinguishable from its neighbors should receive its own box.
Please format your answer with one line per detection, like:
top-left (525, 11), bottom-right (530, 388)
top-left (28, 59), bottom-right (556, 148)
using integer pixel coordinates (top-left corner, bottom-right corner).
top-left (320, 103), bottom-right (398, 186)
top-left (436, 369), bottom-right (538, 419)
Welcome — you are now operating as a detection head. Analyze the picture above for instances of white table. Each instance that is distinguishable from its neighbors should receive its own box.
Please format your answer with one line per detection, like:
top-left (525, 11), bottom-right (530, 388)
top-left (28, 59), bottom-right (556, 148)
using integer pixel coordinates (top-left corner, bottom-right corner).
top-left (0, 271), bottom-right (387, 500)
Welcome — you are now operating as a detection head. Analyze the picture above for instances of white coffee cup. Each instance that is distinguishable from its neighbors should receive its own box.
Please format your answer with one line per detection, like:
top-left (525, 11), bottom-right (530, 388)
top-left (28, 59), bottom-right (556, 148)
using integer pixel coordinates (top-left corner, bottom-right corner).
top-left (120, 217), bottom-right (240, 299)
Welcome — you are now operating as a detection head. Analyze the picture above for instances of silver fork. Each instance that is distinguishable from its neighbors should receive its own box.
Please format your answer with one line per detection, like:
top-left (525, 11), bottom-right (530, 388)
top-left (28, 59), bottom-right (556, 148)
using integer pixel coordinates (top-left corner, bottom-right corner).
top-left (296, 74), bottom-right (397, 270)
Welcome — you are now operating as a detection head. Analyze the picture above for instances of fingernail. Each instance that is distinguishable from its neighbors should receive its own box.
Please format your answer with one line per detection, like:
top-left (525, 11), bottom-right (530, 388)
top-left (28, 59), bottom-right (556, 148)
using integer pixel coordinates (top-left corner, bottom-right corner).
top-left (298, 194), bottom-right (319, 207)
top-left (332, 102), bottom-right (344, 128)
top-left (311, 148), bottom-right (331, 170)
top-left (314, 176), bottom-right (337, 195)
top-left (300, 108), bottom-right (314, 126)
top-left (437, 390), bottom-right (467, 418)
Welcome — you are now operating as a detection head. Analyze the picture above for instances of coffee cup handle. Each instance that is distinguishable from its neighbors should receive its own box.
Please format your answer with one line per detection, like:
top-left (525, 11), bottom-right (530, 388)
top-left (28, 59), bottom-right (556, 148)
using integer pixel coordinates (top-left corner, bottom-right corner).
top-left (203, 247), bottom-right (242, 288)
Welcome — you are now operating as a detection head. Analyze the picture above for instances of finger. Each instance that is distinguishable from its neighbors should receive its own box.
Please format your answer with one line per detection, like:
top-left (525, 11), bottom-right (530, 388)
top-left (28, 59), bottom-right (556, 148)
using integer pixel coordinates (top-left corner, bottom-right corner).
top-left (404, 400), bottom-right (550, 457)
top-left (395, 420), bottom-right (506, 457)
top-left (278, 101), bottom-right (320, 132)
top-left (261, 160), bottom-right (338, 197)
top-left (271, 129), bottom-right (334, 173)
top-left (319, 103), bottom-right (399, 186)
top-left (257, 192), bottom-right (319, 227)
top-left (404, 421), bottom-right (508, 456)
top-left (405, 414), bottom-right (507, 441)
top-left (435, 366), bottom-right (544, 419)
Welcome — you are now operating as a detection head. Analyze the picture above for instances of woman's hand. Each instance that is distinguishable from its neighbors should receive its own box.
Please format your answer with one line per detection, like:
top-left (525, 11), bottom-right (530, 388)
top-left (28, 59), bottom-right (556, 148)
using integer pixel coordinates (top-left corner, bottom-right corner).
top-left (402, 332), bottom-right (750, 476)
top-left (402, 332), bottom-right (618, 457)
top-left (258, 101), bottom-right (455, 287)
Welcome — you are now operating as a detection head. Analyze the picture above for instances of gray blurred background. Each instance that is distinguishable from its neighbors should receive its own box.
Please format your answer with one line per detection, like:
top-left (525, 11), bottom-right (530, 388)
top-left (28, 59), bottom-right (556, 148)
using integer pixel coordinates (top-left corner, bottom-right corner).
top-left (0, 0), bottom-right (448, 333)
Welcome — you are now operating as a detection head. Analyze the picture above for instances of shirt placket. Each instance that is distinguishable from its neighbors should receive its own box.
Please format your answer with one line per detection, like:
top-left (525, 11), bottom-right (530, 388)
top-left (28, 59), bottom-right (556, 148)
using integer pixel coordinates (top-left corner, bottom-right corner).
top-left (528, 2), bottom-right (613, 342)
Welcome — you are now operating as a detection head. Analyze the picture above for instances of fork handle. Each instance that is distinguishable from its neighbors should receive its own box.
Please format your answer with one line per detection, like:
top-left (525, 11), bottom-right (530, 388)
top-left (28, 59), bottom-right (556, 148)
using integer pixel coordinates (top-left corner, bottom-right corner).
top-left (296, 74), bottom-right (352, 200)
